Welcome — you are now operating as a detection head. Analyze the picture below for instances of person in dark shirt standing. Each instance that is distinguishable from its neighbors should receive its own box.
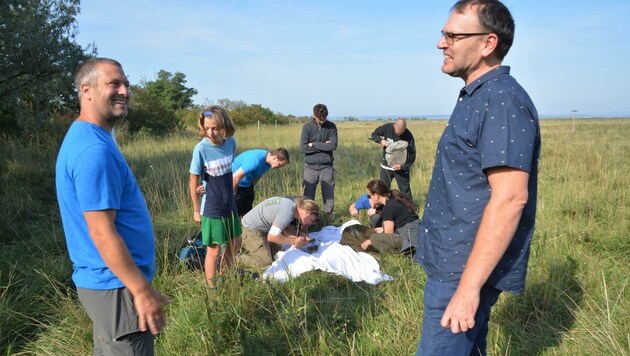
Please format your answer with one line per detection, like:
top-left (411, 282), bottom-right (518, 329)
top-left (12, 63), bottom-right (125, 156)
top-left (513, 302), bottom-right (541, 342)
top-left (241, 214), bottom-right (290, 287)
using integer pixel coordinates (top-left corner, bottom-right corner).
top-left (370, 118), bottom-right (416, 200)
top-left (414, 1), bottom-right (541, 354)
top-left (301, 103), bottom-right (338, 224)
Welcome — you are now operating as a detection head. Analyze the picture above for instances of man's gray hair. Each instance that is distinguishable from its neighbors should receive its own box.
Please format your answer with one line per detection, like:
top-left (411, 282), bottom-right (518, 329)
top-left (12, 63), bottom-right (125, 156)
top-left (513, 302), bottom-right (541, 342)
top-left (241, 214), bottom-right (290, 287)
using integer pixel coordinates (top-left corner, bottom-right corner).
top-left (74, 58), bottom-right (123, 99)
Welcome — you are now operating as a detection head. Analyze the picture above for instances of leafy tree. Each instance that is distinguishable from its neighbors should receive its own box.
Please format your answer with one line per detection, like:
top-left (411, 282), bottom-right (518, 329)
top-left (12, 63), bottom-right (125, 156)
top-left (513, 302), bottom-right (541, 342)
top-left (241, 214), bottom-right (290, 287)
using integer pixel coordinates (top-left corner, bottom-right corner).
top-left (0, 0), bottom-right (95, 137)
top-left (122, 85), bottom-right (181, 137)
top-left (142, 70), bottom-right (197, 113)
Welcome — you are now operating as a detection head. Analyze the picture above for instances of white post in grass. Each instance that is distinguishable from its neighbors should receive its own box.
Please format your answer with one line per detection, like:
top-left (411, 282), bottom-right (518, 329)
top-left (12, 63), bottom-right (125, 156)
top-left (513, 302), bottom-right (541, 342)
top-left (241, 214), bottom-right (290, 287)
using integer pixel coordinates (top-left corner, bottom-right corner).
top-left (572, 110), bottom-right (577, 132)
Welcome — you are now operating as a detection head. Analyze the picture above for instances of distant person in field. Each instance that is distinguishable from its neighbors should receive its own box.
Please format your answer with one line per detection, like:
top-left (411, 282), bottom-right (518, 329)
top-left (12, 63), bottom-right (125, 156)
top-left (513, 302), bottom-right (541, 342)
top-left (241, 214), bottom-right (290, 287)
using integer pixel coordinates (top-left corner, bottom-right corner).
top-left (232, 148), bottom-right (290, 216)
top-left (189, 106), bottom-right (243, 289)
top-left (238, 197), bottom-right (319, 268)
top-left (300, 103), bottom-right (338, 225)
top-left (370, 118), bottom-right (416, 201)
top-left (358, 179), bottom-right (419, 255)
top-left (56, 57), bottom-right (171, 354)
top-left (414, 1), bottom-right (541, 354)
top-left (348, 192), bottom-right (382, 228)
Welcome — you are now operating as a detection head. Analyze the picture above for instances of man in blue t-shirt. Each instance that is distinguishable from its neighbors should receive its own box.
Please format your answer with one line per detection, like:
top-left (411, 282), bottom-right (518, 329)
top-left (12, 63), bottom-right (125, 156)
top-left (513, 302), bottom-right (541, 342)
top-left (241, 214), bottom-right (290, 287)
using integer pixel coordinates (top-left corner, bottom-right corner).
top-left (232, 148), bottom-right (290, 216)
top-left (56, 58), bottom-right (171, 355)
top-left (348, 193), bottom-right (382, 228)
top-left (414, 1), bottom-right (541, 355)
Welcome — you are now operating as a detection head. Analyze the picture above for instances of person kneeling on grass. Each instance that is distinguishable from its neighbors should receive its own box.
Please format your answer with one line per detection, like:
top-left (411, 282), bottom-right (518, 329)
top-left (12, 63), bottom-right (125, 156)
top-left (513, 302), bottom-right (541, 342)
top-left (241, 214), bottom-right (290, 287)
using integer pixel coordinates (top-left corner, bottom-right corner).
top-left (359, 179), bottom-right (419, 256)
top-left (348, 192), bottom-right (383, 228)
top-left (238, 197), bottom-right (320, 269)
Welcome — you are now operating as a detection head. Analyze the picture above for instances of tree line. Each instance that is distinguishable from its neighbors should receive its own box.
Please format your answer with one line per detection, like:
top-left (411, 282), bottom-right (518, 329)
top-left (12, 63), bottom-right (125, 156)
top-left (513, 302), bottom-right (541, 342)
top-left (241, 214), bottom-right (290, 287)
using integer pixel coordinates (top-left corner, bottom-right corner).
top-left (0, 0), bottom-right (302, 141)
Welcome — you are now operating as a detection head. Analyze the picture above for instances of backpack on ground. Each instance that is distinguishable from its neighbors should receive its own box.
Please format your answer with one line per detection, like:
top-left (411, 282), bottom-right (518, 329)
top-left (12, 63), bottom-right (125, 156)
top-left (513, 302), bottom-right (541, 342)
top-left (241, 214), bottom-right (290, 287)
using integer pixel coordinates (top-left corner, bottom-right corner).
top-left (177, 231), bottom-right (206, 270)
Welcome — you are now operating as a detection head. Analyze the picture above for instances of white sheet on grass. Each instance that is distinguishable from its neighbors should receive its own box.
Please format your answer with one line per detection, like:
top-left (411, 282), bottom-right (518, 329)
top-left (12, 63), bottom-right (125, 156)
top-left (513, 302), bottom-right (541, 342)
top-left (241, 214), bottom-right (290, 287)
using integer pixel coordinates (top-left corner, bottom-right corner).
top-left (262, 220), bottom-right (393, 284)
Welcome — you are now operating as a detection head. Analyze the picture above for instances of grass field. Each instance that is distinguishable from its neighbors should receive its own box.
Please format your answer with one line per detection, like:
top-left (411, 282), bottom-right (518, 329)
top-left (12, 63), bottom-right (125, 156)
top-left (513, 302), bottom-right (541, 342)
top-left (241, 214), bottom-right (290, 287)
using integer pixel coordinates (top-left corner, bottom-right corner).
top-left (0, 118), bottom-right (628, 355)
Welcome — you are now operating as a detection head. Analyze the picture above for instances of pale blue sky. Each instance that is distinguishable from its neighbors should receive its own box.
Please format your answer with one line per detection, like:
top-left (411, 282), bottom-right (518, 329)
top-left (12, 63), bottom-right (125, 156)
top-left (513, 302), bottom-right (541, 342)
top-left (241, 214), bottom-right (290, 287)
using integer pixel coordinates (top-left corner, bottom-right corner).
top-left (76, 1), bottom-right (630, 118)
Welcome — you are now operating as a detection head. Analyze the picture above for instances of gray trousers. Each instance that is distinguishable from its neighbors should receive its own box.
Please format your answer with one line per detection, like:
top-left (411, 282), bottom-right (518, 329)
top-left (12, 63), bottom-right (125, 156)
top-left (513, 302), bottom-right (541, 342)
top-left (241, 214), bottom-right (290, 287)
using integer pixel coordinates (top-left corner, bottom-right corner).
top-left (303, 165), bottom-right (335, 213)
top-left (77, 287), bottom-right (154, 356)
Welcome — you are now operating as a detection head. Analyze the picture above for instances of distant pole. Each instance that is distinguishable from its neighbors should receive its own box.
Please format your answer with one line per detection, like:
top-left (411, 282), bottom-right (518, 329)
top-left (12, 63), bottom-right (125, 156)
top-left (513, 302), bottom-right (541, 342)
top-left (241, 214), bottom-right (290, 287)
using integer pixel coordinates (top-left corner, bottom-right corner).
top-left (572, 110), bottom-right (577, 132)
top-left (257, 120), bottom-right (260, 133)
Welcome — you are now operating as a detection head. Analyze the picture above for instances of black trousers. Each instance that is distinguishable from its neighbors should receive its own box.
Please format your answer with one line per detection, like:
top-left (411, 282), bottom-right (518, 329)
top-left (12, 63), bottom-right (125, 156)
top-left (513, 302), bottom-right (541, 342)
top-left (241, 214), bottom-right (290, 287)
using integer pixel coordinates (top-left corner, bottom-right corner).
top-left (379, 167), bottom-right (412, 200)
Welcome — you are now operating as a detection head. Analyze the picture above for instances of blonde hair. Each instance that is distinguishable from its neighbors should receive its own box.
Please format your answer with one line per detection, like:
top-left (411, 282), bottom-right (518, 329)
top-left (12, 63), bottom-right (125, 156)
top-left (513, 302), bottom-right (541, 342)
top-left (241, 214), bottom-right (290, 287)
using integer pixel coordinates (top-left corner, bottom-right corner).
top-left (295, 198), bottom-right (320, 215)
top-left (197, 105), bottom-right (236, 138)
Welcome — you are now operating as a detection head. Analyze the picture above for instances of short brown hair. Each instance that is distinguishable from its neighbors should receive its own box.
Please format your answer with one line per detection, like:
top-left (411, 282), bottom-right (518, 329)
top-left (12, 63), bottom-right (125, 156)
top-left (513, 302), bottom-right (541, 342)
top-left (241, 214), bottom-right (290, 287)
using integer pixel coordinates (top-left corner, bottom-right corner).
top-left (269, 147), bottom-right (290, 163)
top-left (74, 58), bottom-right (123, 100)
top-left (313, 103), bottom-right (328, 120)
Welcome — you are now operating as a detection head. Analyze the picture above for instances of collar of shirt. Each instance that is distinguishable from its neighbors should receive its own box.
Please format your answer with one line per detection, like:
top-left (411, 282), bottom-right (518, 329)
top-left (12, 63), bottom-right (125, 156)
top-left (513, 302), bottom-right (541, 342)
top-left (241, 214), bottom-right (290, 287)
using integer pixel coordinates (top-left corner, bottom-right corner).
top-left (460, 65), bottom-right (511, 99)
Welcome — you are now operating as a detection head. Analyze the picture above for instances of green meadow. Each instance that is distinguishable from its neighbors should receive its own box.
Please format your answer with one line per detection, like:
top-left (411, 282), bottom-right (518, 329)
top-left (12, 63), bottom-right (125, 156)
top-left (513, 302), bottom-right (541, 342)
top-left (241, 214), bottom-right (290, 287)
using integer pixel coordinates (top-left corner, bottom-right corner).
top-left (0, 118), bottom-right (628, 355)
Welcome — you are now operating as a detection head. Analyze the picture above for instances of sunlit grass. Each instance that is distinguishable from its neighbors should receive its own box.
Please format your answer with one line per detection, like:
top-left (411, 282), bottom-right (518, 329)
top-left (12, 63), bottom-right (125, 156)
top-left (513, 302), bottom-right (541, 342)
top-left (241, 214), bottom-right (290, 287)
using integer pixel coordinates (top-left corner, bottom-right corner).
top-left (1, 118), bottom-right (629, 354)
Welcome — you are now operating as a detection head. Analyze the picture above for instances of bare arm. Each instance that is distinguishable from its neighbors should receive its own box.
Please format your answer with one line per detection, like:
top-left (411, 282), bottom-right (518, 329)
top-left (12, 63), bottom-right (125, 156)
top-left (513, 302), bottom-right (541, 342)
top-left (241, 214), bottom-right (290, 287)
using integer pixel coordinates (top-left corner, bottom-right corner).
top-left (267, 225), bottom-right (309, 248)
top-left (83, 210), bottom-right (171, 335)
top-left (382, 220), bottom-right (395, 234)
top-left (232, 168), bottom-right (246, 191)
top-left (440, 167), bottom-right (529, 333)
top-left (189, 173), bottom-right (201, 224)
top-left (349, 203), bottom-right (359, 217)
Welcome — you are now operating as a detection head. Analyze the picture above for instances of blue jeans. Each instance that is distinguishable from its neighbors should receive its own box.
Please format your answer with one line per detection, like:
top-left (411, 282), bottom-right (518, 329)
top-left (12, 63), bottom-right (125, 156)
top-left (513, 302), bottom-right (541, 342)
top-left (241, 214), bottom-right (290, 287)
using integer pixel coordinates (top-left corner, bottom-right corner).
top-left (416, 278), bottom-right (502, 356)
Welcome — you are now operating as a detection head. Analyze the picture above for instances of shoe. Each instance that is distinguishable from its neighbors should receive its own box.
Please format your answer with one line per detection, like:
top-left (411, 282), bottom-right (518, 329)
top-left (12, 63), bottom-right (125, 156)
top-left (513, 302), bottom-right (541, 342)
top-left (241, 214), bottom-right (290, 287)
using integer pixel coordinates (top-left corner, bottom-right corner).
top-left (236, 268), bottom-right (260, 280)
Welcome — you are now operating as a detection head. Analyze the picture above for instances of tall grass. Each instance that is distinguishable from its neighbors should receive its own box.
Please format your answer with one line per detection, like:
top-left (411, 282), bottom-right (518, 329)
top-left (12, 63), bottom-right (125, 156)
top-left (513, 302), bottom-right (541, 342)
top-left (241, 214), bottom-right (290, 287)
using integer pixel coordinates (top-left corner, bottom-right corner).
top-left (0, 118), bottom-right (628, 355)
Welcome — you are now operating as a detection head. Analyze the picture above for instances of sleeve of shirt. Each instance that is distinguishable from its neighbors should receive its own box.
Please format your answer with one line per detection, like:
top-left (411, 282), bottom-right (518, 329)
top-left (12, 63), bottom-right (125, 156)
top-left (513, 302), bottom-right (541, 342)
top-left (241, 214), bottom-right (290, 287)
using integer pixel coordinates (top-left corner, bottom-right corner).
top-left (312, 123), bottom-right (338, 152)
top-left (74, 144), bottom-right (124, 212)
top-left (403, 132), bottom-right (416, 170)
top-left (300, 123), bottom-right (317, 154)
top-left (370, 124), bottom-right (386, 143)
top-left (355, 194), bottom-right (371, 210)
top-left (272, 206), bottom-right (295, 231)
top-left (478, 92), bottom-right (539, 173)
top-left (189, 144), bottom-right (204, 176)
top-left (380, 202), bottom-right (395, 222)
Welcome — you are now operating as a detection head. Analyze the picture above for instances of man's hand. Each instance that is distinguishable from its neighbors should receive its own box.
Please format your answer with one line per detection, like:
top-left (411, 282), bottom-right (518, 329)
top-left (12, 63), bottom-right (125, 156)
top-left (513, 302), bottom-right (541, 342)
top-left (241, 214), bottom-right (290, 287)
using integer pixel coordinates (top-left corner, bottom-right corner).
top-left (349, 206), bottom-right (359, 217)
top-left (193, 210), bottom-right (201, 224)
top-left (196, 184), bottom-right (205, 194)
top-left (294, 236), bottom-right (310, 249)
top-left (360, 239), bottom-right (372, 250)
top-left (134, 287), bottom-right (172, 335)
top-left (367, 208), bottom-right (377, 216)
top-left (440, 287), bottom-right (480, 334)
top-left (380, 139), bottom-right (389, 148)
top-left (392, 164), bottom-right (402, 171)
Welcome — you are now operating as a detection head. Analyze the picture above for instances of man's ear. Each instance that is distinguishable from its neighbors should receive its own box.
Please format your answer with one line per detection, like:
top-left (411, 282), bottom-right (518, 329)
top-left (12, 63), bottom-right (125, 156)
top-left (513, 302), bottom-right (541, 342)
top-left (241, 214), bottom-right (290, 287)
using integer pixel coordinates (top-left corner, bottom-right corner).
top-left (81, 83), bottom-right (92, 100)
top-left (481, 33), bottom-right (499, 58)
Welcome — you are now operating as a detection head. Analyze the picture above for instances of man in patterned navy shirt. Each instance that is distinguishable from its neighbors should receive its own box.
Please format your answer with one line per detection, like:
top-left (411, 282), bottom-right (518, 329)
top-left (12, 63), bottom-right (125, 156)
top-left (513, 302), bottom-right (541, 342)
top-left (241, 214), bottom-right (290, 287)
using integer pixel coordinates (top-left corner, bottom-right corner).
top-left (414, 1), bottom-right (540, 354)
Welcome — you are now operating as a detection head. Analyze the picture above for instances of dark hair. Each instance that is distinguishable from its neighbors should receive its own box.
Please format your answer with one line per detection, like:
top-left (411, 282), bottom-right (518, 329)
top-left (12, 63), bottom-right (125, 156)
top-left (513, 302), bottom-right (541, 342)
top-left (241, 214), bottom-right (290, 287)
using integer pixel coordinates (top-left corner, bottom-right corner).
top-left (74, 58), bottom-right (123, 99)
top-left (197, 105), bottom-right (236, 138)
top-left (452, 0), bottom-right (514, 60)
top-left (313, 104), bottom-right (328, 120)
top-left (269, 147), bottom-right (290, 162)
top-left (366, 179), bottom-right (416, 213)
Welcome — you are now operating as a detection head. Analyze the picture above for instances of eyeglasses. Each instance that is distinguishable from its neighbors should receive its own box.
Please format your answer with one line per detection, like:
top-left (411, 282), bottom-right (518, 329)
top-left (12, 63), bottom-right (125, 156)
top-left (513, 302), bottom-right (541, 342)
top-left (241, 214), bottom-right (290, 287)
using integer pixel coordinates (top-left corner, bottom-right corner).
top-left (441, 31), bottom-right (490, 45)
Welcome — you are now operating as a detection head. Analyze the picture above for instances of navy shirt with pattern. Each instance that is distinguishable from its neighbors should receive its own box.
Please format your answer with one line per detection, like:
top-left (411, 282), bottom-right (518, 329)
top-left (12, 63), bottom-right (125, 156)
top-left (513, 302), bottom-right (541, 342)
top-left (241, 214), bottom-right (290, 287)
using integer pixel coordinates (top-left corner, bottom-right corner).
top-left (414, 66), bottom-right (541, 294)
top-left (189, 137), bottom-right (238, 218)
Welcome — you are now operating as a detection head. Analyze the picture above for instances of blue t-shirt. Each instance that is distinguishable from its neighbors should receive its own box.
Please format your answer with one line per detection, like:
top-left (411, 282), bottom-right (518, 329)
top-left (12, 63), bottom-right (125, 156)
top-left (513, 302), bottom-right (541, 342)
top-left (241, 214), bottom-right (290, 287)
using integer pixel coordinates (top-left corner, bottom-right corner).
top-left (55, 121), bottom-right (155, 290)
top-left (232, 149), bottom-right (271, 188)
top-left (189, 137), bottom-right (237, 218)
top-left (354, 193), bottom-right (371, 210)
top-left (415, 66), bottom-right (540, 294)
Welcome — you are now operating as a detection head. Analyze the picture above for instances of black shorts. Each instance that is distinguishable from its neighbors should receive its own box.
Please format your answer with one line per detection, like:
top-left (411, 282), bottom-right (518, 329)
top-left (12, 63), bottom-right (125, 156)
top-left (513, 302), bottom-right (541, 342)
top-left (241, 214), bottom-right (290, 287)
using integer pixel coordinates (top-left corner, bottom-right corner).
top-left (235, 185), bottom-right (255, 216)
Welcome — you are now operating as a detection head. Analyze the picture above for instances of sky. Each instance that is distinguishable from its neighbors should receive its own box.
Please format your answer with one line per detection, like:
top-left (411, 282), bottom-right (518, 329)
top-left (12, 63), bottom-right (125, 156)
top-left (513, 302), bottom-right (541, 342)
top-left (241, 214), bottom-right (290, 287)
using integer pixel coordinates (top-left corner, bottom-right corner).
top-left (75, 0), bottom-right (630, 118)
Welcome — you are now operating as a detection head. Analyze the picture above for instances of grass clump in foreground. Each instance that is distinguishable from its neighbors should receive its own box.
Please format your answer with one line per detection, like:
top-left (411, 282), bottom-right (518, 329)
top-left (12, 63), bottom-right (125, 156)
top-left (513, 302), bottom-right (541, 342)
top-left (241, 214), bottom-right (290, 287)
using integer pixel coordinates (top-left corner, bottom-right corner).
top-left (1, 118), bottom-right (629, 355)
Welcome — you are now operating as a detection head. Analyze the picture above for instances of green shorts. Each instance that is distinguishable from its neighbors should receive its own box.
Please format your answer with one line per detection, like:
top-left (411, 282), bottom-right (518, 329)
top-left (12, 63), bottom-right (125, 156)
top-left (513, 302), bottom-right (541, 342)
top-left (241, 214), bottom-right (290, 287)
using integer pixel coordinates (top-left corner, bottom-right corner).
top-left (201, 212), bottom-right (242, 246)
